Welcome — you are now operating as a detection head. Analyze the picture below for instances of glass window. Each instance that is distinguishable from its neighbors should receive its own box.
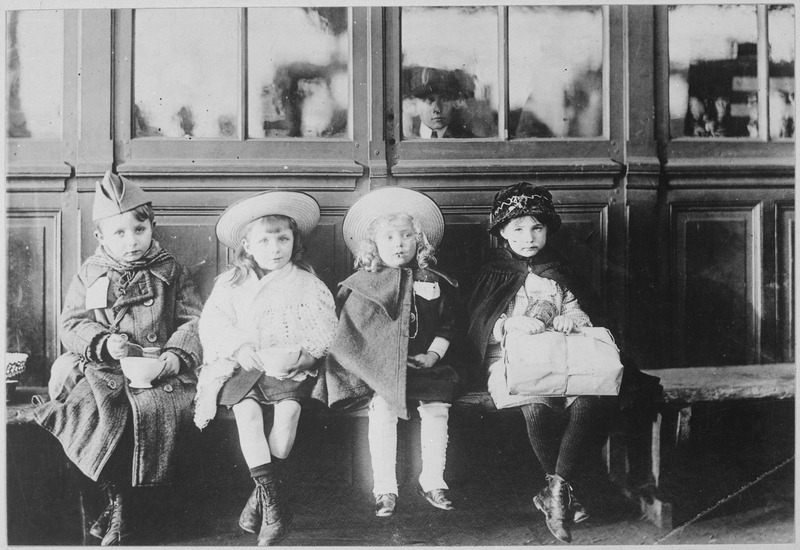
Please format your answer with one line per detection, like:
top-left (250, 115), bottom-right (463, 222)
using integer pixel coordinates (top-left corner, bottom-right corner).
top-left (669, 4), bottom-right (759, 138)
top-left (768, 5), bottom-right (794, 140)
top-left (133, 9), bottom-right (240, 138)
top-left (400, 6), bottom-right (498, 140)
top-left (509, 6), bottom-right (604, 139)
top-left (248, 7), bottom-right (350, 139)
top-left (6, 10), bottom-right (63, 139)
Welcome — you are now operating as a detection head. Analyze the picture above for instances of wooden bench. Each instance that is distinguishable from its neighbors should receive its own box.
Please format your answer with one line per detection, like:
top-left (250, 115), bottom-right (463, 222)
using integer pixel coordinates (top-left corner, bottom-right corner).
top-left (8, 363), bottom-right (794, 537)
top-left (606, 363), bottom-right (795, 529)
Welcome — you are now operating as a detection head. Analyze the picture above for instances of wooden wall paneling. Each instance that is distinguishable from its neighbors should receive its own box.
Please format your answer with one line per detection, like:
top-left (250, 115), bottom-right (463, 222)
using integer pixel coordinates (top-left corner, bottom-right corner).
top-left (6, 208), bottom-right (62, 386)
top-left (549, 201), bottom-right (610, 315)
top-left (75, 9), bottom-right (113, 177)
top-left (151, 207), bottom-right (228, 303)
top-left (436, 208), bottom-right (494, 299)
top-left (776, 202), bottom-right (795, 362)
top-left (625, 186), bottom-right (662, 369)
top-left (305, 209), bottom-right (351, 294)
top-left (671, 201), bottom-right (762, 368)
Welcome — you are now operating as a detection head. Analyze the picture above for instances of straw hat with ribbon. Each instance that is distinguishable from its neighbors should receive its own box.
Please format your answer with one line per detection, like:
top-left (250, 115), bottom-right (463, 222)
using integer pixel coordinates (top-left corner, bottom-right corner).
top-left (216, 190), bottom-right (321, 250)
top-left (342, 187), bottom-right (445, 254)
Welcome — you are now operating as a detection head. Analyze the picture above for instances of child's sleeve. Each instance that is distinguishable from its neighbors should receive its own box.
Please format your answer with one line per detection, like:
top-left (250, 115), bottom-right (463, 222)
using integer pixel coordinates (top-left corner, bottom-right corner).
top-left (163, 266), bottom-right (203, 371)
top-left (199, 277), bottom-right (251, 364)
top-left (60, 273), bottom-right (113, 363)
top-left (558, 284), bottom-right (593, 328)
top-left (296, 278), bottom-right (338, 359)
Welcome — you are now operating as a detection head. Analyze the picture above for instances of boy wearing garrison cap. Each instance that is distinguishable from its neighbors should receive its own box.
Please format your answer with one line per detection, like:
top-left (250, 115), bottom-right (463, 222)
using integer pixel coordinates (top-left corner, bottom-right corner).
top-left (35, 171), bottom-right (202, 545)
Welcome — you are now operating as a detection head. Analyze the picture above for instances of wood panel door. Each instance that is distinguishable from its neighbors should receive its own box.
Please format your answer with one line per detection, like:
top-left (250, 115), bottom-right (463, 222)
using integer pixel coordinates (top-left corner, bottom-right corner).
top-left (6, 209), bottom-right (62, 385)
top-left (671, 202), bottom-right (761, 367)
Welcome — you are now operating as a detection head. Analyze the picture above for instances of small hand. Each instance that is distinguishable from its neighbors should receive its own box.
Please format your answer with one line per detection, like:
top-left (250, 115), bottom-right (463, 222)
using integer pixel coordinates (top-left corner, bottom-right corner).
top-left (280, 347), bottom-right (315, 379)
top-left (158, 351), bottom-right (181, 378)
top-left (503, 316), bottom-right (546, 335)
top-left (407, 352), bottom-right (439, 370)
top-left (552, 316), bottom-right (576, 334)
top-left (234, 344), bottom-right (264, 372)
top-left (107, 334), bottom-right (131, 360)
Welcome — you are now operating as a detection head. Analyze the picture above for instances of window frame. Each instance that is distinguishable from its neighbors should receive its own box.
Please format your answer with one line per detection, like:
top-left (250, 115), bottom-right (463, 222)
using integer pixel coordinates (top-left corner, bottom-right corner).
top-left (656, 4), bottom-right (795, 172)
top-left (5, 9), bottom-right (75, 190)
top-left (383, 5), bottom-right (626, 178)
top-left (112, 7), bottom-right (369, 184)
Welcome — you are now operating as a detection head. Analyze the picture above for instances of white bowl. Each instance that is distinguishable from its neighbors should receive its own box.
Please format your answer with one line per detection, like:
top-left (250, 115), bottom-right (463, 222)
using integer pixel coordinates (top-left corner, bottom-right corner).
top-left (256, 346), bottom-right (301, 379)
top-left (120, 357), bottom-right (166, 388)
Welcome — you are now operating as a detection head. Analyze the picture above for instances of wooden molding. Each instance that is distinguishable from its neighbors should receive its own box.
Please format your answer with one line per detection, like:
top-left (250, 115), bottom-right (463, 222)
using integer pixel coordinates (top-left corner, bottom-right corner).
top-left (391, 158), bottom-right (624, 178)
top-left (664, 157), bottom-right (795, 178)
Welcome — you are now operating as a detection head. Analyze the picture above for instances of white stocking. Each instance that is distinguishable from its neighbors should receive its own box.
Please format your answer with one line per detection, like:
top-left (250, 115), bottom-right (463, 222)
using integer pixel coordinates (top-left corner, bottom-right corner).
top-left (418, 401), bottom-right (451, 492)
top-left (368, 395), bottom-right (398, 496)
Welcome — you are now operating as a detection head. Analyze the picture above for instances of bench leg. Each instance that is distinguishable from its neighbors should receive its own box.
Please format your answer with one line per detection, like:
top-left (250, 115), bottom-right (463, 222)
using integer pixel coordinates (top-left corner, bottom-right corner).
top-left (638, 411), bottom-right (673, 529)
top-left (637, 405), bottom-right (692, 529)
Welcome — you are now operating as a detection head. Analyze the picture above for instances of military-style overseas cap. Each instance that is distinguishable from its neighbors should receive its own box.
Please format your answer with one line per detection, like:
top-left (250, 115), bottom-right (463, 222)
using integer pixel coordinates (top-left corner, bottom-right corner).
top-left (92, 171), bottom-right (151, 222)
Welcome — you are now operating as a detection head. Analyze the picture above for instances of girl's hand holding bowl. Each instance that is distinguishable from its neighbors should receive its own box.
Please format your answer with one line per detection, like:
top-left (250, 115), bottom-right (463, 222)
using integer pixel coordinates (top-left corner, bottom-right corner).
top-left (234, 344), bottom-right (264, 372)
top-left (257, 346), bottom-right (302, 379)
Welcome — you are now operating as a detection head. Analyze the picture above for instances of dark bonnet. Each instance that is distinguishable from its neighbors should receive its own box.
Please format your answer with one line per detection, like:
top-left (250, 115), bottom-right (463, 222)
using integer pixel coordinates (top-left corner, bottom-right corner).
top-left (488, 182), bottom-right (562, 235)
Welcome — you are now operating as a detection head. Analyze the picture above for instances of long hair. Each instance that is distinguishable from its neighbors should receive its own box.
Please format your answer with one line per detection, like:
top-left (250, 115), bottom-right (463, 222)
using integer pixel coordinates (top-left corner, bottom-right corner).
top-left (353, 212), bottom-right (437, 272)
top-left (217, 215), bottom-right (315, 286)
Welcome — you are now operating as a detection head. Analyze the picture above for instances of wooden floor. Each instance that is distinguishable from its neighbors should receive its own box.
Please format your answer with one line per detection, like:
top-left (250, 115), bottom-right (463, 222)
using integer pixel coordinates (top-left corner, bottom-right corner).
top-left (131, 457), bottom-right (794, 546)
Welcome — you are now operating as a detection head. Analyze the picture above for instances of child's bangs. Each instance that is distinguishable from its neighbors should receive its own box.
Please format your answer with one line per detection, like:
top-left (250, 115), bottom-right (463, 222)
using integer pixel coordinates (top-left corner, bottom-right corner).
top-left (250, 215), bottom-right (293, 234)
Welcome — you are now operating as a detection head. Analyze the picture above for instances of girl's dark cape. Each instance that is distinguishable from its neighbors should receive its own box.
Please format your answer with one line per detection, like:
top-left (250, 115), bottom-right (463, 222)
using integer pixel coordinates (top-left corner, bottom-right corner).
top-left (467, 246), bottom-right (662, 410)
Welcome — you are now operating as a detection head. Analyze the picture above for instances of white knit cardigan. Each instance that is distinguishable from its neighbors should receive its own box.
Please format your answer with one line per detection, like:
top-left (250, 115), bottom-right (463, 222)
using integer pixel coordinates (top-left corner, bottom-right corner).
top-left (194, 264), bottom-right (337, 428)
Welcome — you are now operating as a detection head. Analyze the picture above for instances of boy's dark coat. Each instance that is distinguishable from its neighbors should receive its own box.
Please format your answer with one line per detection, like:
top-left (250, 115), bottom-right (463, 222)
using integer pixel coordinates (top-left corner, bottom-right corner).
top-left (33, 249), bottom-right (202, 486)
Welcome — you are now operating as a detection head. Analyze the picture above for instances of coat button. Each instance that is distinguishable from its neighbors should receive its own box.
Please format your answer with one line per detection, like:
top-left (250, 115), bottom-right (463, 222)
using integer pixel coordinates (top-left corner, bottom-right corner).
top-left (146, 333), bottom-right (158, 343)
top-left (163, 384), bottom-right (173, 393)
top-left (143, 298), bottom-right (154, 306)
top-left (108, 380), bottom-right (117, 390)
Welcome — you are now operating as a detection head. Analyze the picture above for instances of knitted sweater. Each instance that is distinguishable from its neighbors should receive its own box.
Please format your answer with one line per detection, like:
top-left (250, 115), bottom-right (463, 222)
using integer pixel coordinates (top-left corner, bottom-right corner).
top-left (194, 263), bottom-right (337, 428)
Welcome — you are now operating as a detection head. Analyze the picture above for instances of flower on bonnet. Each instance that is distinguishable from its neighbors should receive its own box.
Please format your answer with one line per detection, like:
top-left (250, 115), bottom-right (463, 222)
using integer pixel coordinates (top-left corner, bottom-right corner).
top-left (488, 182), bottom-right (562, 235)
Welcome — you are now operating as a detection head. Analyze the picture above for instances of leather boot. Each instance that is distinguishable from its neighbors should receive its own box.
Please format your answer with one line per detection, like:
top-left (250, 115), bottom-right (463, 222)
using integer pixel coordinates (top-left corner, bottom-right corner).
top-left (89, 480), bottom-right (115, 539)
top-left (256, 474), bottom-right (289, 546)
top-left (532, 474), bottom-right (572, 543)
top-left (238, 486), bottom-right (261, 534)
top-left (101, 486), bottom-right (130, 546)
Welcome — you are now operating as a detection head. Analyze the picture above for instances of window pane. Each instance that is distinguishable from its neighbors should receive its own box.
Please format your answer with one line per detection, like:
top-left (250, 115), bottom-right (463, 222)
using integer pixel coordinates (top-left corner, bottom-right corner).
top-left (669, 5), bottom-right (757, 138)
top-left (509, 6), bottom-right (604, 139)
top-left (6, 10), bottom-right (63, 139)
top-left (248, 8), bottom-right (349, 139)
top-left (133, 9), bottom-right (239, 139)
top-left (769, 5), bottom-right (794, 140)
top-left (401, 6), bottom-right (498, 139)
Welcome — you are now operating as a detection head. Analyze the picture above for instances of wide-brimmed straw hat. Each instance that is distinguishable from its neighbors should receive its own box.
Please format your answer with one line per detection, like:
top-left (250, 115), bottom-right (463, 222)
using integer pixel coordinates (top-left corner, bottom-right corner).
top-left (216, 190), bottom-right (320, 249)
top-left (343, 187), bottom-right (444, 253)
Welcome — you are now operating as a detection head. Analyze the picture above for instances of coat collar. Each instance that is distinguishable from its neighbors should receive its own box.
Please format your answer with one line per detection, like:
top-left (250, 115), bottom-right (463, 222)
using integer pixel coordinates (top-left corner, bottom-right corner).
top-left (341, 265), bottom-right (458, 320)
top-left (340, 267), bottom-right (409, 320)
top-left (83, 246), bottom-right (177, 287)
